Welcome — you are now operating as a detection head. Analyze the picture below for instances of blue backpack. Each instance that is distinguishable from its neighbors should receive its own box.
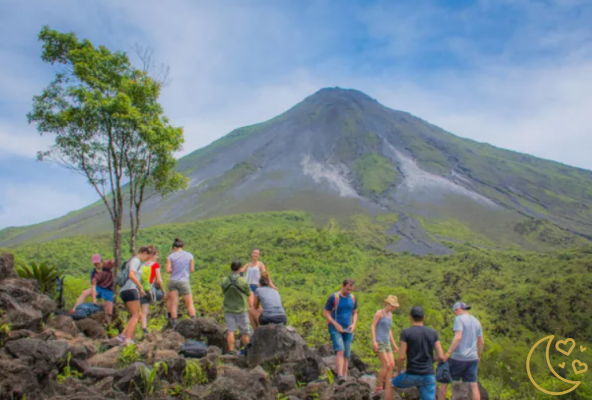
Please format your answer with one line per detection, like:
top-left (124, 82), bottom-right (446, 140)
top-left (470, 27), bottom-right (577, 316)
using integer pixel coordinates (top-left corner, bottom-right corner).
top-left (72, 303), bottom-right (103, 321)
top-left (436, 361), bottom-right (452, 384)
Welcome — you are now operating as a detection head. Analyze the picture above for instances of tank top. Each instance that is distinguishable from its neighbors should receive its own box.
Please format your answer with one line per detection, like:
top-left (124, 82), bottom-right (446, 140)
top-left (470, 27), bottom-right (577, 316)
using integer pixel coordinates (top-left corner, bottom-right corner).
top-left (246, 263), bottom-right (262, 285)
top-left (376, 311), bottom-right (393, 343)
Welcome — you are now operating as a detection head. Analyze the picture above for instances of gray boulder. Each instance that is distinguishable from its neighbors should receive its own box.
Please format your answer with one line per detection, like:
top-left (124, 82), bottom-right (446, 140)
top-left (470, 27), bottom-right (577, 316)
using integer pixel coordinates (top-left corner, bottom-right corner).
top-left (175, 317), bottom-right (227, 351)
top-left (201, 365), bottom-right (274, 400)
top-left (247, 325), bottom-right (308, 368)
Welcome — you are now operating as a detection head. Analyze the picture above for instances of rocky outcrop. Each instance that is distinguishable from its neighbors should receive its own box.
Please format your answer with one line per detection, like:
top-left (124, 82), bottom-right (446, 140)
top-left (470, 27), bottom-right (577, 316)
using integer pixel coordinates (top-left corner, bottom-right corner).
top-left (0, 251), bottom-right (491, 400)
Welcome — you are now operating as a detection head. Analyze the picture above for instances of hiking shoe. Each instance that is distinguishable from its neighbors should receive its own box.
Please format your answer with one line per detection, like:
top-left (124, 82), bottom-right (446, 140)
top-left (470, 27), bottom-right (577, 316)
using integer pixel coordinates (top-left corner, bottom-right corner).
top-left (142, 328), bottom-right (149, 335)
top-left (125, 339), bottom-right (137, 345)
top-left (115, 334), bottom-right (126, 343)
top-left (337, 375), bottom-right (346, 384)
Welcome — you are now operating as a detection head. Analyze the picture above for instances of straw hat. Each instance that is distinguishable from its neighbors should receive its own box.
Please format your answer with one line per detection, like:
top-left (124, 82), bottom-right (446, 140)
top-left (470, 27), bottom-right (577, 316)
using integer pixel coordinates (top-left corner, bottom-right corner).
top-left (385, 295), bottom-right (400, 307)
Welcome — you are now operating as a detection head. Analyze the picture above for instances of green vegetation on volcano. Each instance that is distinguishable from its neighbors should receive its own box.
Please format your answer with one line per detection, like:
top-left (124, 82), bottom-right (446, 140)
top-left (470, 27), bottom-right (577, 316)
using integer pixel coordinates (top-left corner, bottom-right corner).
top-left (4, 211), bottom-right (592, 398)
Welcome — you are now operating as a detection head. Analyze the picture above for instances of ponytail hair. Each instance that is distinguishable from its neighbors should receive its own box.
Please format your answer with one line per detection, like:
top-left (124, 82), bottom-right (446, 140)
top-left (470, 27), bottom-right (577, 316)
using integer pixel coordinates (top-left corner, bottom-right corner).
top-left (172, 238), bottom-right (184, 249)
top-left (139, 244), bottom-right (157, 255)
top-left (259, 271), bottom-right (271, 287)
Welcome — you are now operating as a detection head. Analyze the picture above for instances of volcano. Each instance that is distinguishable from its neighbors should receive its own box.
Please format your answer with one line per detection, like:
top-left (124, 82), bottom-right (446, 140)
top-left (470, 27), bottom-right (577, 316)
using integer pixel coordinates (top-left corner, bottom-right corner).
top-left (2, 87), bottom-right (592, 254)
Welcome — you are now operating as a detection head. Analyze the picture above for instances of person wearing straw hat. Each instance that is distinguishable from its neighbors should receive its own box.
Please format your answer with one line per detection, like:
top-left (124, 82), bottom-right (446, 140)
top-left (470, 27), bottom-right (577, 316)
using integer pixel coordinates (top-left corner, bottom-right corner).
top-left (371, 295), bottom-right (401, 396)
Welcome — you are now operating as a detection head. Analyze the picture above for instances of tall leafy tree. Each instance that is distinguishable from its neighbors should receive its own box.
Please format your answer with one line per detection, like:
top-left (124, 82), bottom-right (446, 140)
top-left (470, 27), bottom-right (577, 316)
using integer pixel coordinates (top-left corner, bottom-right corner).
top-left (27, 26), bottom-right (187, 268)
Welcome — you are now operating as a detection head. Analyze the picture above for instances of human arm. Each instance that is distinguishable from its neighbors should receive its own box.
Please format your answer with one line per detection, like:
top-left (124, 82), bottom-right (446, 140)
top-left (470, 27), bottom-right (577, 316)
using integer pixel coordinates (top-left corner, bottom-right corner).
top-left (349, 309), bottom-right (358, 333)
top-left (396, 341), bottom-right (407, 375)
top-left (477, 330), bottom-right (484, 363)
top-left (322, 309), bottom-right (344, 332)
top-left (91, 284), bottom-right (97, 303)
top-left (166, 258), bottom-right (172, 274)
top-left (371, 311), bottom-right (380, 352)
top-left (189, 258), bottom-right (195, 273)
top-left (390, 330), bottom-right (399, 353)
top-left (442, 319), bottom-right (463, 362)
top-left (435, 340), bottom-right (445, 363)
top-left (155, 268), bottom-right (165, 294)
top-left (128, 268), bottom-right (145, 296)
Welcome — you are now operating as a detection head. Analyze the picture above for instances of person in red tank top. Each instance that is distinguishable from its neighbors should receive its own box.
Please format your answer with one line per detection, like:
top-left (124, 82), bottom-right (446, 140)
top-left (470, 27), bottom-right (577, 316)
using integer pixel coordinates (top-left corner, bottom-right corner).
top-left (140, 251), bottom-right (166, 335)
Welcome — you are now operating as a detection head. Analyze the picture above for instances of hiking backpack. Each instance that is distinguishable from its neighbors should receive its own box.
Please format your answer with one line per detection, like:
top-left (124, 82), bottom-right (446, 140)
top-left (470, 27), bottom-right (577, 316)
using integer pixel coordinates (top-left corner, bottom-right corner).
top-left (115, 259), bottom-right (130, 287)
top-left (179, 340), bottom-right (208, 358)
top-left (72, 303), bottom-right (103, 321)
top-left (223, 275), bottom-right (249, 296)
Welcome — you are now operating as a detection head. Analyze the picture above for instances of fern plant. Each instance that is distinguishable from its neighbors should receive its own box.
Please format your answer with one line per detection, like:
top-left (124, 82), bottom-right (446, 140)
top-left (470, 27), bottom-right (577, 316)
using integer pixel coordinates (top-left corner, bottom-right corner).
top-left (16, 262), bottom-right (59, 294)
top-left (140, 361), bottom-right (168, 396)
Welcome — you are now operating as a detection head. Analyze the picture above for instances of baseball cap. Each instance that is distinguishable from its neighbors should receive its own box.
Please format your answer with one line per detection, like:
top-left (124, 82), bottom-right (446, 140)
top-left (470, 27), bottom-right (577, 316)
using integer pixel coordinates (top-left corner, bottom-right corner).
top-left (410, 306), bottom-right (425, 318)
top-left (452, 302), bottom-right (471, 311)
top-left (91, 254), bottom-right (102, 264)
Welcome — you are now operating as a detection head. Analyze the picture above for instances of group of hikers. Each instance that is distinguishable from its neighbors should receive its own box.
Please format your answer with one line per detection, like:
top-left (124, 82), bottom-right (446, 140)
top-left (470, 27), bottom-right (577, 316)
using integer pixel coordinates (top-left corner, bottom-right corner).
top-left (73, 239), bottom-right (483, 400)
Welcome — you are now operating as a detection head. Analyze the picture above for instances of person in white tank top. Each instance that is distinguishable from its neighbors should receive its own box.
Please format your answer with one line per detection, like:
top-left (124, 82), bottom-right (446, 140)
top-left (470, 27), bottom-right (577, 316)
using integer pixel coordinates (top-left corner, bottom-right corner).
top-left (239, 248), bottom-right (276, 328)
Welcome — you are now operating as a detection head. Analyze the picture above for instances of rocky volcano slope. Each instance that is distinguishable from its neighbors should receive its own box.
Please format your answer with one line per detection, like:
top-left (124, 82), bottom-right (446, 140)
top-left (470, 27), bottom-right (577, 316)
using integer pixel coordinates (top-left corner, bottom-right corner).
top-left (0, 252), bottom-right (487, 400)
top-left (2, 88), bottom-right (592, 254)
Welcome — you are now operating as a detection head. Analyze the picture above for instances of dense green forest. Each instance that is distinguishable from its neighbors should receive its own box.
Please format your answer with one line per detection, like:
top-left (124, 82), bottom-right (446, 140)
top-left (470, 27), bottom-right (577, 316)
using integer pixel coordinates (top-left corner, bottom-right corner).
top-left (3, 211), bottom-right (592, 399)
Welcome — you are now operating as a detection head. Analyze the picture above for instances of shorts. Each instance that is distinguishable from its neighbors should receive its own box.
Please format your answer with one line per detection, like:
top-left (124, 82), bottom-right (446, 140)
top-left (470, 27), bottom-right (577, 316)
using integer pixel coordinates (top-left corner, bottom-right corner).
top-left (378, 341), bottom-right (392, 353)
top-left (225, 312), bottom-right (251, 335)
top-left (259, 314), bottom-right (287, 326)
top-left (249, 284), bottom-right (258, 294)
top-left (392, 373), bottom-right (436, 400)
top-left (328, 324), bottom-right (354, 359)
top-left (140, 288), bottom-right (165, 305)
top-left (96, 286), bottom-right (114, 302)
top-left (120, 289), bottom-right (140, 303)
top-left (168, 280), bottom-right (191, 296)
top-left (449, 358), bottom-right (479, 383)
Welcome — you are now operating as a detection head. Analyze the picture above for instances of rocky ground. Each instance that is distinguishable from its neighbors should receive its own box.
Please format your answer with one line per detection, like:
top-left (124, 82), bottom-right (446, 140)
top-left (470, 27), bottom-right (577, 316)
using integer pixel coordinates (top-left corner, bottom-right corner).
top-left (0, 253), bottom-right (488, 400)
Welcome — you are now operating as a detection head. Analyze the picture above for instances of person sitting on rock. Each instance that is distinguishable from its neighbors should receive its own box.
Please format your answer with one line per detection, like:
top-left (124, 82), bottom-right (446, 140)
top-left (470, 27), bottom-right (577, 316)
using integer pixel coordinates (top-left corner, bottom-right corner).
top-left (240, 248), bottom-right (276, 328)
top-left (250, 272), bottom-right (287, 328)
top-left (117, 245), bottom-right (156, 345)
top-left (371, 295), bottom-right (400, 396)
top-left (72, 254), bottom-right (115, 323)
top-left (385, 305), bottom-right (445, 400)
top-left (221, 259), bottom-right (252, 354)
top-left (323, 279), bottom-right (358, 384)
top-left (139, 249), bottom-right (166, 336)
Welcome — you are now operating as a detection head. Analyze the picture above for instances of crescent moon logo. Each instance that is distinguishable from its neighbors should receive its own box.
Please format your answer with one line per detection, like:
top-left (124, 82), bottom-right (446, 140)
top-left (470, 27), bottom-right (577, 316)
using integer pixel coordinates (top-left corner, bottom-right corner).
top-left (526, 335), bottom-right (581, 396)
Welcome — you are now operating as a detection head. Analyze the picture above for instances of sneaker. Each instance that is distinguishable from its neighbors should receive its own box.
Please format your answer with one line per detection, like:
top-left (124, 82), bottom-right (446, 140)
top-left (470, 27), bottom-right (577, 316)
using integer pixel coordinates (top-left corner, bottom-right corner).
top-left (115, 334), bottom-right (126, 343)
top-left (374, 387), bottom-right (384, 395)
top-left (125, 339), bottom-right (136, 345)
top-left (142, 328), bottom-right (149, 335)
top-left (337, 375), bottom-right (346, 384)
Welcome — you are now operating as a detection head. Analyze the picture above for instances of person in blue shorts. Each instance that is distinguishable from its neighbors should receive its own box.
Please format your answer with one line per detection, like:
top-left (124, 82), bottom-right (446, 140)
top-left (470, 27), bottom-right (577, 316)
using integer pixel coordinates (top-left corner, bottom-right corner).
top-left (323, 279), bottom-right (358, 384)
top-left (439, 302), bottom-right (484, 400)
top-left (386, 305), bottom-right (445, 400)
top-left (72, 254), bottom-right (115, 323)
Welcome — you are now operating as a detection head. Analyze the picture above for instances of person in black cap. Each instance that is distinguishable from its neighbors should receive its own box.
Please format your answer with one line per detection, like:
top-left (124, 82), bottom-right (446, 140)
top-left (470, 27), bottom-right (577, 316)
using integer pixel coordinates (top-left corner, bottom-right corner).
top-left (385, 305), bottom-right (444, 400)
top-left (438, 302), bottom-right (484, 400)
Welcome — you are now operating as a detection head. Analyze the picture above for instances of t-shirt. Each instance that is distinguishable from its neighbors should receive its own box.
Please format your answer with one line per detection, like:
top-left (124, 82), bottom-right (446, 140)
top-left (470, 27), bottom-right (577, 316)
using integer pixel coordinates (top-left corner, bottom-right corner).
top-left (119, 256), bottom-right (143, 293)
top-left (451, 314), bottom-right (483, 361)
top-left (324, 293), bottom-right (358, 328)
top-left (221, 273), bottom-right (251, 314)
top-left (168, 250), bottom-right (194, 281)
top-left (256, 286), bottom-right (285, 317)
top-left (141, 264), bottom-right (152, 291)
top-left (90, 260), bottom-right (115, 290)
top-left (149, 262), bottom-right (161, 284)
top-left (400, 325), bottom-right (440, 375)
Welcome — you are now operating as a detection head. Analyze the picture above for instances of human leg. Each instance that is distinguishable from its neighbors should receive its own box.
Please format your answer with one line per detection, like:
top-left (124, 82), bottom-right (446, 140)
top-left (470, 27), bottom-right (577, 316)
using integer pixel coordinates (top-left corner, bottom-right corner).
top-left (377, 351), bottom-right (391, 390)
top-left (72, 288), bottom-right (92, 311)
top-left (168, 288), bottom-right (179, 319)
top-left (122, 297), bottom-right (141, 341)
top-left (329, 326), bottom-right (346, 377)
top-left (416, 375), bottom-right (437, 400)
top-left (342, 332), bottom-right (354, 377)
top-left (237, 312), bottom-right (251, 347)
top-left (141, 302), bottom-right (149, 330)
top-left (225, 313), bottom-right (239, 352)
top-left (104, 301), bottom-right (113, 323)
top-left (438, 384), bottom-right (448, 400)
top-left (182, 293), bottom-right (196, 317)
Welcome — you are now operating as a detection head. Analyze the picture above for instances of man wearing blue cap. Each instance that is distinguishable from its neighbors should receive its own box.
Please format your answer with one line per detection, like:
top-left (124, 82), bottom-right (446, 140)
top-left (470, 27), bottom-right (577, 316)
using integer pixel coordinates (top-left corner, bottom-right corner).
top-left (439, 302), bottom-right (484, 400)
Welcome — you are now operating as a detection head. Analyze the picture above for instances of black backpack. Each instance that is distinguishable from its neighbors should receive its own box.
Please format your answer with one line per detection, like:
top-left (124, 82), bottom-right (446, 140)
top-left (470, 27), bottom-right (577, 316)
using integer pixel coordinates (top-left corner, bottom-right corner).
top-left (72, 303), bottom-right (103, 321)
top-left (179, 340), bottom-right (208, 358)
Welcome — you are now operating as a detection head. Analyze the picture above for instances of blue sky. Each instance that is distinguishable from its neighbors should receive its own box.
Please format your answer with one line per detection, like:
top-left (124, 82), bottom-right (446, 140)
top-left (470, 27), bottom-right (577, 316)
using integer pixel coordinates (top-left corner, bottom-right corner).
top-left (1, 0), bottom-right (592, 229)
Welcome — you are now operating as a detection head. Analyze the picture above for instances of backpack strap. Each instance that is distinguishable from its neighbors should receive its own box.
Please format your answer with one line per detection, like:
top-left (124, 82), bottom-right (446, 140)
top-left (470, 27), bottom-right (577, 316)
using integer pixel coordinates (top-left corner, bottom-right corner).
top-left (223, 275), bottom-right (250, 296)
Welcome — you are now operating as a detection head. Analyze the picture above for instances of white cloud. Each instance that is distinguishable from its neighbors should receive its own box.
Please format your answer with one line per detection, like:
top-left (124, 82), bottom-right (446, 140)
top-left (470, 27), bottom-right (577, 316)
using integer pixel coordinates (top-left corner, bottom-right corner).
top-left (0, 122), bottom-right (53, 159)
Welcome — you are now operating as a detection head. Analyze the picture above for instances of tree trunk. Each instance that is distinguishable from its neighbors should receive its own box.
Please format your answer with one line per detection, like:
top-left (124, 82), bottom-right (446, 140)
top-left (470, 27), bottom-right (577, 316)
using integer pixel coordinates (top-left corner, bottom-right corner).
top-left (111, 213), bottom-right (123, 319)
